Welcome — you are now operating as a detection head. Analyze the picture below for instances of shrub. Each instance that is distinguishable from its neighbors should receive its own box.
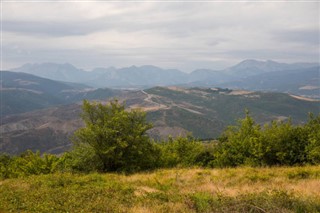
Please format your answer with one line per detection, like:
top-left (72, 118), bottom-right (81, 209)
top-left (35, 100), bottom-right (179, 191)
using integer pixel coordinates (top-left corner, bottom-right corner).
top-left (158, 136), bottom-right (213, 167)
top-left (0, 151), bottom-right (63, 178)
top-left (71, 99), bottom-right (160, 172)
top-left (213, 112), bottom-right (320, 167)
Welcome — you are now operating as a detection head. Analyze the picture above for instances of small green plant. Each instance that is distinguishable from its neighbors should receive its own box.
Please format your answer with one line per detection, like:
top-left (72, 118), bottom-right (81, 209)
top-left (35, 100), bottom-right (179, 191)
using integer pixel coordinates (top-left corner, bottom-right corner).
top-left (287, 170), bottom-right (311, 180)
top-left (190, 192), bottom-right (213, 212)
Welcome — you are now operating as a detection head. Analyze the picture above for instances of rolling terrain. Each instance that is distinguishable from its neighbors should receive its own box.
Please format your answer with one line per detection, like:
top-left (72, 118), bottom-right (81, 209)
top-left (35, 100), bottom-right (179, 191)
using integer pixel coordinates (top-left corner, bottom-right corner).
top-left (1, 86), bottom-right (319, 155)
top-left (0, 71), bottom-right (121, 116)
top-left (11, 60), bottom-right (319, 98)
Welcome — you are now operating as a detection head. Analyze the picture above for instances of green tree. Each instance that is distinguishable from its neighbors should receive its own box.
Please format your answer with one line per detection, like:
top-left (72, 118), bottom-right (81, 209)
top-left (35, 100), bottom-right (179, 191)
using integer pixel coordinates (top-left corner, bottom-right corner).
top-left (305, 113), bottom-right (320, 164)
top-left (214, 110), bottom-right (261, 167)
top-left (259, 120), bottom-right (310, 166)
top-left (72, 99), bottom-right (159, 172)
top-left (159, 136), bottom-right (207, 167)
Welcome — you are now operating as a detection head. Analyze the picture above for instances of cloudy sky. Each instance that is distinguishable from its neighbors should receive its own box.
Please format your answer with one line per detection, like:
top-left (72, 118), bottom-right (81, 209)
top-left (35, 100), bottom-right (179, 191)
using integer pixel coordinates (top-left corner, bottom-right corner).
top-left (2, 1), bottom-right (319, 72)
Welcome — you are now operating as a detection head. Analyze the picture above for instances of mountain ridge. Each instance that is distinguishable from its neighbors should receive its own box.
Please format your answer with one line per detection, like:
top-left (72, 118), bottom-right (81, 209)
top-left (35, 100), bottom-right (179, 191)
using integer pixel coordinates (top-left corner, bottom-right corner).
top-left (11, 59), bottom-right (319, 87)
top-left (10, 59), bottom-right (318, 90)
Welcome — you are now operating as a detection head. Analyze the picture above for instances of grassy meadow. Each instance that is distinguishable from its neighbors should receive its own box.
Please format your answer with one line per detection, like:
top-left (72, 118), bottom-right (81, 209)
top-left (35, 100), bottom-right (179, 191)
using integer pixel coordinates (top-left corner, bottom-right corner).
top-left (0, 166), bottom-right (319, 213)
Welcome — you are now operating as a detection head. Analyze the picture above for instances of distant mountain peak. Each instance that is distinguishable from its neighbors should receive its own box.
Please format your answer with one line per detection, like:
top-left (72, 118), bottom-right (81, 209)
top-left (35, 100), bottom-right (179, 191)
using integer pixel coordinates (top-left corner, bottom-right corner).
top-left (233, 59), bottom-right (283, 68)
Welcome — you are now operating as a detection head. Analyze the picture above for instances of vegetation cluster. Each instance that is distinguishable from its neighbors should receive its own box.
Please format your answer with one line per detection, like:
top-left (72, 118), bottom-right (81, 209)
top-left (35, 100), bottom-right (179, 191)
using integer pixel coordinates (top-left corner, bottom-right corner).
top-left (1, 100), bottom-right (319, 178)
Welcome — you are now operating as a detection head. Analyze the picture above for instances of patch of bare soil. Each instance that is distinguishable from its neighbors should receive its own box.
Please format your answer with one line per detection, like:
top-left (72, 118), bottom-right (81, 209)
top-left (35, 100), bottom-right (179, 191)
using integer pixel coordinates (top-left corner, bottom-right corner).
top-left (228, 90), bottom-right (254, 95)
top-left (290, 94), bottom-right (319, 102)
top-left (299, 85), bottom-right (320, 90)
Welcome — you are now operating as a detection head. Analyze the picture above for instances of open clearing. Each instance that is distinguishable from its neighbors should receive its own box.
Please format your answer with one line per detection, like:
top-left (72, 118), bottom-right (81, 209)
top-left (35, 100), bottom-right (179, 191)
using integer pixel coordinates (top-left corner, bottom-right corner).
top-left (0, 166), bottom-right (319, 212)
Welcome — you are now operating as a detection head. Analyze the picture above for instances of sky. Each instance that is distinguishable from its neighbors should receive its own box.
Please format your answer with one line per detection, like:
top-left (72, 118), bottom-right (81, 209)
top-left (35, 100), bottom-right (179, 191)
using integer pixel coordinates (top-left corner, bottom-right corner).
top-left (1, 1), bottom-right (319, 72)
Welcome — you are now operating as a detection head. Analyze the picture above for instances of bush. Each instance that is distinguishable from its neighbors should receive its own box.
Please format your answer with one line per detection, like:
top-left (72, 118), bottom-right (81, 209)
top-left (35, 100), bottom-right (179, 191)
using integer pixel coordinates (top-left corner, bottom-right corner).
top-left (71, 99), bottom-right (160, 173)
top-left (213, 112), bottom-right (320, 167)
top-left (0, 151), bottom-right (63, 178)
top-left (158, 136), bottom-right (214, 167)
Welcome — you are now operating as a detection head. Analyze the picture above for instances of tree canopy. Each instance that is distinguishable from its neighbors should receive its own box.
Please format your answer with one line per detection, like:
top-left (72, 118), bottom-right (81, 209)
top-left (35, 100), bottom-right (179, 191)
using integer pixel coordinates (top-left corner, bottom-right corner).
top-left (71, 99), bottom-right (159, 172)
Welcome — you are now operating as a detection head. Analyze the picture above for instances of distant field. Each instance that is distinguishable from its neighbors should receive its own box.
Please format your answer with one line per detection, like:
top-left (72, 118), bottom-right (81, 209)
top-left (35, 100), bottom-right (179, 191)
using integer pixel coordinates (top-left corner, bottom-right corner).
top-left (1, 166), bottom-right (319, 212)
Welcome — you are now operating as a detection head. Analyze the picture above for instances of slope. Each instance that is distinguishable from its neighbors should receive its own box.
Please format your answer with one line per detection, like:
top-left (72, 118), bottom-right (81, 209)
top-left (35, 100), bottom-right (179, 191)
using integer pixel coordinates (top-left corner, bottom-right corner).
top-left (1, 87), bottom-right (319, 154)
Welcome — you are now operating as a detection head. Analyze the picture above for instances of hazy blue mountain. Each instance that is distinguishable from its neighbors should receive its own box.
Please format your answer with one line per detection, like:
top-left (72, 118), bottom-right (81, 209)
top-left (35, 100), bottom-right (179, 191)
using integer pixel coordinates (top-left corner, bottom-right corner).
top-left (12, 63), bottom-right (189, 88)
top-left (225, 59), bottom-right (318, 77)
top-left (115, 65), bottom-right (188, 86)
top-left (187, 69), bottom-right (234, 86)
top-left (1, 71), bottom-right (89, 95)
top-left (12, 63), bottom-right (91, 82)
top-left (11, 60), bottom-right (319, 92)
top-left (84, 65), bottom-right (189, 88)
top-left (184, 60), bottom-right (319, 98)
top-left (219, 66), bottom-right (320, 98)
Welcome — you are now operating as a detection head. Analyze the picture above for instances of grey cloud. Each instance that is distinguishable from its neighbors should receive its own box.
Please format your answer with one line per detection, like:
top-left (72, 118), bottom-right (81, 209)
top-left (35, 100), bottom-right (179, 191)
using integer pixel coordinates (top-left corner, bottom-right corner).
top-left (2, 2), bottom-right (319, 71)
top-left (274, 29), bottom-right (320, 45)
top-left (221, 49), bottom-right (319, 63)
top-left (3, 20), bottom-right (108, 37)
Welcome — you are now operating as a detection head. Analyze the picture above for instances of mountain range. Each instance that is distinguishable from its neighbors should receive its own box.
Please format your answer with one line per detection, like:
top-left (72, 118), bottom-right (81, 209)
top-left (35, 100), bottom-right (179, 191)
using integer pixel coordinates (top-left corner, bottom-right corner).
top-left (11, 59), bottom-right (319, 98)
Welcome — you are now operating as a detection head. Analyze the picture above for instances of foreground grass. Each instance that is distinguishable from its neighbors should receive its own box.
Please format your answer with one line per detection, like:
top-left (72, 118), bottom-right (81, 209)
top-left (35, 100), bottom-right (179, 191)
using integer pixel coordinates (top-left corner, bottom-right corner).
top-left (0, 166), bottom-right (319, 213)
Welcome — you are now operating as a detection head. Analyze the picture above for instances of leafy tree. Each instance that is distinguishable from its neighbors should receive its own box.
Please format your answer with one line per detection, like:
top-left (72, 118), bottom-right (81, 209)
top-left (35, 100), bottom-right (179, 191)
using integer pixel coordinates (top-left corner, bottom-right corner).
top-left (213, 111), bottom-right (319, 167)
top-left (214, 110), bottom-right (261, 167)
top-left (72, 99), bottom-right (159, 172)
top-left (259, 120), bottom-right (309, 166)
top-left (305, 113), bottom-right (320, 164)
top-left (0, 154), bottom-right (12, 179)
top-left (159, 136), bottom-right (207, 167)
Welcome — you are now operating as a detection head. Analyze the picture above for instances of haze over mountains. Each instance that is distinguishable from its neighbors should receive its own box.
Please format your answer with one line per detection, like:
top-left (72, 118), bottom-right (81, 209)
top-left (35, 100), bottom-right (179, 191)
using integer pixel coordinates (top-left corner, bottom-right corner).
top-left (1, 59), bottom-right (319, 154)
top-left (11, 59), bottom-right (319, 98)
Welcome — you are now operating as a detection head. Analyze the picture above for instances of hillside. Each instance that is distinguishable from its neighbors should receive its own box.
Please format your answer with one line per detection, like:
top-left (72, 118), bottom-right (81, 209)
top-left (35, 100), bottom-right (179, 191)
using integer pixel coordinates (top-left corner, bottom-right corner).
top-left (1, 86), bottom-right (319, 154)
top-left (0, 166), bottom-right (319, 212)
top-left (0, 71), bottom-right (122, 116)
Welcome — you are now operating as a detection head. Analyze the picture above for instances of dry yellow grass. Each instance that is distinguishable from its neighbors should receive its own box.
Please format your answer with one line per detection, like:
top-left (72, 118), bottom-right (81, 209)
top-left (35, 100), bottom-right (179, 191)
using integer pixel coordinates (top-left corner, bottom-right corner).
top-left (0, 166), bottom-right (319, 212)
top-left (124, 166), bottom-right (320, 198)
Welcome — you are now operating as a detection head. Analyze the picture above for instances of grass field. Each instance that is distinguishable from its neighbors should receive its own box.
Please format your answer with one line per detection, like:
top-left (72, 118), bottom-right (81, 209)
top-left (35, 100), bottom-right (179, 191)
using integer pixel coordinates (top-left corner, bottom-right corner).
top-left (0, 166), bottom-right (319, 212)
